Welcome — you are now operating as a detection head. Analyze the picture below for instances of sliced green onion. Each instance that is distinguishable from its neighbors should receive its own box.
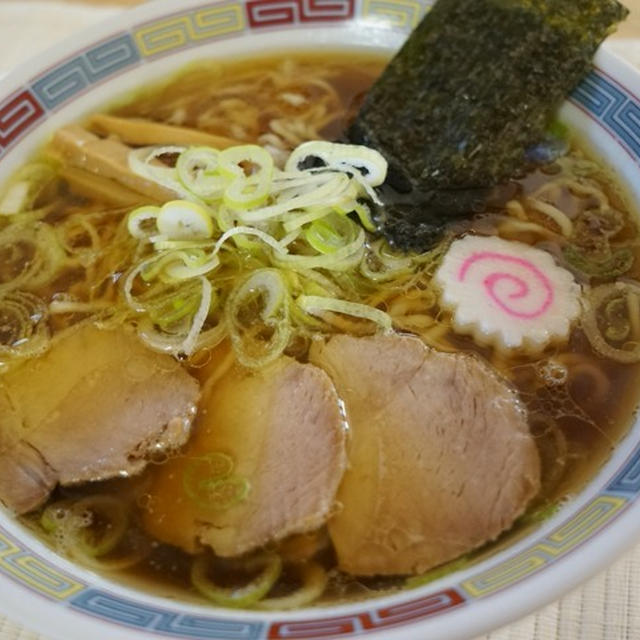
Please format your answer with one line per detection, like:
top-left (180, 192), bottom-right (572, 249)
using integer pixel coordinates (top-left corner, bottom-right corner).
top-left (0, 222), bottom-right (66, 294)
top-left (127, 205), bottom-right (160, 241)
top-left (274, 227), bottom-right (365, 272)
top-left (129, 225), bottom-right (282, 290)
top-left (152, 238), bottom-right (214, 251)
top-left (225, 269), bottom-right (291, 368)
top-left (257, 562), bottom-right (328, 610)
top-left (185, 476), bottom-right (250, 511)
top-left (119, 140), bottom-right (411, 363)
top-left (360, 238), bottom-right (414, 282)
top-left (141, 249), bottom-right (220, 282)
top-left (41, 499), bottom-right (74, 533)
top-left (278, 229), bottom-right (301, 249)
top-left (130, 275), bottom-right (213, 356)
top-left (218, 145), bottom-right (274, 180)
top-left (336, 199), bottom-right (376, 232)
top-left (0, 181), bottom-right (30, 215)
top-left (238, 173), bottom-right (349, 224)
top-left (285, 141), bottom-right (388, 186)
top-left (56, 214), bottom-right (102, 264)
top-left (156, 200), bottom-right (214, 241)
top-left (193, 320), bottom-right (228, 353)
top-left (182, 452), bottom-right (250, 511)
top-left (71, 495), bottom-right (129, 558)
top-left (304, 214), bottom-right (360, 256)
top-left (167, 276), bottom-right (212, 355)
top-left (270, 171), bottom-right (338, 194)
top-left (305, 220), bottom-right (340, 255)
top-left (355, 201), bottom-right (376, 232)
top-left (351, 173), bottom-right (383, 206)
top-left (41, 495), bottom-right (128, 558)
top-left (0, 291), bottom-right (49, 360)
top-left (297, 295), bottom-right (392, 331)
top-left (200, 216), bottom-right (363, 273)
top-left (184, 452), bottom-right (234, 483)
top-left (0, 163), bottom-right (57, 216)
top-left (604, 297), bottom-right (630, 342)
top-left (144, 280), bottom-right (208, 331)
top-left (69, 544), bottom-right (149, 572)
top-left (582, 281), bottom-right (640, 363)
top-left (191, 553), bottom-right (282, 608)
top-left (176, 147), bottom-right (227, 200)
top-left (563, 244), bottom-right (634, 279)
top-left (224, 174), bottom-right (271, 211)
top-left (213, 204), bottom-right (235, 232)
top-left (129, 146), bottom-right (194, 201)
top-left (282, 206), bottom-right (334, 233)
top-left (222, 225), bottom-right (279, 251)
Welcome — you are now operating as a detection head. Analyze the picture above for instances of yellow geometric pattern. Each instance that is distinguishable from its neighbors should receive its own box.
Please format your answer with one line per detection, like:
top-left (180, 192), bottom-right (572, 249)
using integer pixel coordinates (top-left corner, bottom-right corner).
top-left (192, 6), bottom-right (244, 39)
top-left (134, 4), bottom-right (245, 57)
top-left (362, 0), bottom-right (429, 29)
top-left (461, 496), bottom-right (627, 598)
top-left (0, 531), bottom-right (84, 600)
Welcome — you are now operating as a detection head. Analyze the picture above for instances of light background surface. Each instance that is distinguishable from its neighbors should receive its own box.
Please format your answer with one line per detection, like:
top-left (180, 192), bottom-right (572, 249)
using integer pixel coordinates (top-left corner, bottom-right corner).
top-left (0, 1), bottom-right (639, 638)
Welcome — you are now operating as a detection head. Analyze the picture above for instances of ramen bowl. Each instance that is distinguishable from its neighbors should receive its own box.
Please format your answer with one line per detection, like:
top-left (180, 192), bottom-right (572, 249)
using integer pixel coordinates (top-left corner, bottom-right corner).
top-left (0, 1), bottom-right (640, 639)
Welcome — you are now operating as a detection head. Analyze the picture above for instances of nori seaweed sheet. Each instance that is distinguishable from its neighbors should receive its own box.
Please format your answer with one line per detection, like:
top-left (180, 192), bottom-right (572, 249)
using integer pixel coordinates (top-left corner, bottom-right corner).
top-left (349, 0), bottom-right (628, 250)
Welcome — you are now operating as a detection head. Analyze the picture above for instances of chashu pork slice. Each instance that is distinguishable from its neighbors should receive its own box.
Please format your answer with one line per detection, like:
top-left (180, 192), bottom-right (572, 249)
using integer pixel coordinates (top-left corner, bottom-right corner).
top-left (0, 323), bottom-right (199, 514)
top-left (143, 355), bottom-right (347, 557)
top-left (309, 333), bottom-right (541, 576)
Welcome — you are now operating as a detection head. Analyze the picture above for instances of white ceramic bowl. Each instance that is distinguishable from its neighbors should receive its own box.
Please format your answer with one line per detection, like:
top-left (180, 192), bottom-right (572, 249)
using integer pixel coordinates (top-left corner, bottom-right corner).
top-left (1, 2), bottom-right (640, 639)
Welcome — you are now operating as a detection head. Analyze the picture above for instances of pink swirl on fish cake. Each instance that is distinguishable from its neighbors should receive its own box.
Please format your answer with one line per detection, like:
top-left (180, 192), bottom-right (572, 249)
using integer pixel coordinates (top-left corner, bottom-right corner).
top-left (458, 251), bottom-right (554, 319)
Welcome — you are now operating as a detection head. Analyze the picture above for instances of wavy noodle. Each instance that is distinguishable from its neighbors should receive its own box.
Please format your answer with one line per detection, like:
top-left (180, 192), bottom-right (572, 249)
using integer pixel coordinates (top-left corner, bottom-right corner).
top-left (532, 177), bottom-right (609, 207)
top-left (64, 211), bottom-right (138, 305)
top-left (115, 56), bottom-right (379, 152)
top-left (497, 218), bottom-right (561, 240)
top-left (525, 197), bottom-right (573, 237)
top-left (506, 199), bottom-right (527, 220)
top-left (522, 157), bottom-right (616, 251)
top-left (416, 322), bottom-right (455, 352)
top-left (387, 290), bottom-right (437, 317)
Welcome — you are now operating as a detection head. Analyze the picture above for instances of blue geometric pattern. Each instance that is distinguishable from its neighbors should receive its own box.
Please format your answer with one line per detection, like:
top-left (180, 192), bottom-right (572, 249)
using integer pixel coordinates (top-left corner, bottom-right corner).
top-left (70, 590), bottom-right (265, 639)
top-left (608, 445), bottom-right (640, 495)
top-left (31, 34), bottom-right (140, 110)
top-left (571, 70), bottom-right (640, 160)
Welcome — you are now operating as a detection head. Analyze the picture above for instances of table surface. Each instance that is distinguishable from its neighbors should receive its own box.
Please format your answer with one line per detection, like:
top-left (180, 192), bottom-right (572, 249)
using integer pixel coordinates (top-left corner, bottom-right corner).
top-left (1, 1), bottom-right (640, 639)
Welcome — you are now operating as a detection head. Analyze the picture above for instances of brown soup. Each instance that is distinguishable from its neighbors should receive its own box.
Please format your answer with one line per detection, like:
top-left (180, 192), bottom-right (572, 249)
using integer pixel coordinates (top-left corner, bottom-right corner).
top-left (1, 51), bottom-right (639, 607)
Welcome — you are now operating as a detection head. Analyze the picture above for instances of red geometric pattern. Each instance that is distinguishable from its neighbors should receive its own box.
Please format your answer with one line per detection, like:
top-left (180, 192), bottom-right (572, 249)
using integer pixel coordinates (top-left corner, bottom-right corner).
top-left (0, 90), bottom-right (45, 149)
top-left (247, 0), bottom-right (354, 28)
top-left (268, 589), bottom-right (465, 638)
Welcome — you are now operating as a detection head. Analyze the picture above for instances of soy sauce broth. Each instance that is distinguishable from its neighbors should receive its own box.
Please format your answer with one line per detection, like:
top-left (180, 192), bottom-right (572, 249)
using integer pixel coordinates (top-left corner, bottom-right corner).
top-left (13, 51), bottom-right (640, 606)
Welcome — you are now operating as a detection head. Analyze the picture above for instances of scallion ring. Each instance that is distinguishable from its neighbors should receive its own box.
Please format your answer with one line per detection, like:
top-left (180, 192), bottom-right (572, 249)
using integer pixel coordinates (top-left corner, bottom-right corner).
top-left (191, 553), bottom-right (282, 608)
top-left (176, 147), bottom-right (227, 200)
top-left (297, 295), bottom-right (392, 331)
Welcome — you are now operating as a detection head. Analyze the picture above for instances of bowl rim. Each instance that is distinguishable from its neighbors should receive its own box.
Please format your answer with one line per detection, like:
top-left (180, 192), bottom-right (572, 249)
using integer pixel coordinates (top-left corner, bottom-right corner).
top-left (0, 1), bottom-right (639, 639)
